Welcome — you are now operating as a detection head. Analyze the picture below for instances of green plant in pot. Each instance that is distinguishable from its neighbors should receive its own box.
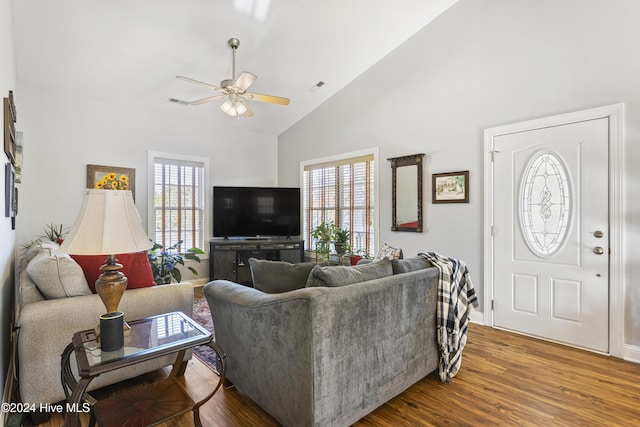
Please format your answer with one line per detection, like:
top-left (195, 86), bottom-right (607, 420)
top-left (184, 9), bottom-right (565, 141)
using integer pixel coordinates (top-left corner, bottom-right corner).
top-left (333, 227), bottom-right (351, 257)
top-left (311, 221), bottom-right (335, 262)
top-left (349, 248), bottom-right (371, 266)
top-left (147, 240), bottom-right (205, 284)
top-left (42, 222), bottom-right (67, 244)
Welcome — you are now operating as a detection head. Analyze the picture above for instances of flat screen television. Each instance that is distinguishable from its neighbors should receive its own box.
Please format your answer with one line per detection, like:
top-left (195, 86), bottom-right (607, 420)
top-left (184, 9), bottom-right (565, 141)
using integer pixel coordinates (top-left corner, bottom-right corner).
top-left (213, 186), bottom-right (301, 239)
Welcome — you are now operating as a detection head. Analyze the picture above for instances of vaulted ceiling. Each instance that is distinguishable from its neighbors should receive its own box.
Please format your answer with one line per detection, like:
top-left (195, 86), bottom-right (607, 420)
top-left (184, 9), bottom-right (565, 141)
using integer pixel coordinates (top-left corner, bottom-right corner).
top-left (12, 0), bottom-right (457, 136)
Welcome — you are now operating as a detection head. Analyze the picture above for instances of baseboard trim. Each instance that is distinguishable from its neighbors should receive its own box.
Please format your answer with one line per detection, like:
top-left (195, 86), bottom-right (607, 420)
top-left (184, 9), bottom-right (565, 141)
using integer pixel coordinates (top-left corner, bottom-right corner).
top-left (623, 344), bottom-right (640, 363)
top-left (470, 310), bottom-right (485, 325)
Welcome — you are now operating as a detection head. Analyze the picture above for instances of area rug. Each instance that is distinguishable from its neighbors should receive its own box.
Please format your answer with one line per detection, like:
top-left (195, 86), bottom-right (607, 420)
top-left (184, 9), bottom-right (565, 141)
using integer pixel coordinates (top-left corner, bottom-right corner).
top-left (192, 295), bottom-right (219, 373)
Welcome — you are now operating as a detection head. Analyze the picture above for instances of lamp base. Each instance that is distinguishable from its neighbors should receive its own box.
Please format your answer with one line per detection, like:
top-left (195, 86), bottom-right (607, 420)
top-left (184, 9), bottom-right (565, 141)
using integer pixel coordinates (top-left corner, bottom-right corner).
top-left (96, 254), bottom-right (128, 314)
top-left (95, 255), bottom-right (131, 333)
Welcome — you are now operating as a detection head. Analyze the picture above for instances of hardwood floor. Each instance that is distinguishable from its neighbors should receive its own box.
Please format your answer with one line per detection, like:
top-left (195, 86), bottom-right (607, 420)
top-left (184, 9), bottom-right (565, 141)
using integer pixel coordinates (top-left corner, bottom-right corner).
top-left (32, 323), bottom-right (640, 426)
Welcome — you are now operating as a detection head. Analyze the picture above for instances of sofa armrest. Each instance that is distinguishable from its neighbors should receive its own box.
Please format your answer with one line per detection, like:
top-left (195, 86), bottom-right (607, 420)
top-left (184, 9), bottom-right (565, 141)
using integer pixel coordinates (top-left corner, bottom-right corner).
top-left (203, 280), bottom-right (329, 426)
top-left (17, 283), bottom-right (194, 405)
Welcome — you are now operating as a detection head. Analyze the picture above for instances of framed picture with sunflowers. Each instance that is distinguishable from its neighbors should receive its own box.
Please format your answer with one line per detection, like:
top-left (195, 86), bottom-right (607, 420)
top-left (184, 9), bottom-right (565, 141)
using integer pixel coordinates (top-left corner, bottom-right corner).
top-left (86, 164), bottom-right (135, 200)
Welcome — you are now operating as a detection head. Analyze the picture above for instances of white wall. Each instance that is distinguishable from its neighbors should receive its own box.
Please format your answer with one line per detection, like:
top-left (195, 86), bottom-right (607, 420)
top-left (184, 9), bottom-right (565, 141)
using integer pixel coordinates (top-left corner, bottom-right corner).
top-left (278, 0), bottom-right (640, 349)
top-left (15, 83), bottom-right (278, 279)
top-left (0, 0), bottom-right (17, 401)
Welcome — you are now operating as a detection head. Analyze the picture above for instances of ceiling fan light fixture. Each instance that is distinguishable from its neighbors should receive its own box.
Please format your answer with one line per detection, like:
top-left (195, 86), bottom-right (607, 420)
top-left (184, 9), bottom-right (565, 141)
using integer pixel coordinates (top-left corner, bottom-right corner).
top-left (221, 98), bottom-right (248, 117)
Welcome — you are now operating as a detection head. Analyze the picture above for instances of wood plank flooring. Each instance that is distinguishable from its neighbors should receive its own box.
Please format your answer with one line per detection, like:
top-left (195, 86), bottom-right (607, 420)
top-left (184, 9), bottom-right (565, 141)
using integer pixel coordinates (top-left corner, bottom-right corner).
top-left (31, 321), bottom-right (640, 426)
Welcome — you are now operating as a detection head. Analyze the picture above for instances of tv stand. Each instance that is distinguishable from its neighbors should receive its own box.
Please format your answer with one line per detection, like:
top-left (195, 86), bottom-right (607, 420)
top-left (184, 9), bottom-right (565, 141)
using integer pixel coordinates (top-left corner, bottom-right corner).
top-left (209, 238), bottom-right (304, 286)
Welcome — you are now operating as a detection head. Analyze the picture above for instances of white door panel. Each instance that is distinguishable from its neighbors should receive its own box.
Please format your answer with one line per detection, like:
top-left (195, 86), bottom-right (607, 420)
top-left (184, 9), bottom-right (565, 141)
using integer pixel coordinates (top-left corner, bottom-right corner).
top-left (493, 118), bottom-right (609, 352)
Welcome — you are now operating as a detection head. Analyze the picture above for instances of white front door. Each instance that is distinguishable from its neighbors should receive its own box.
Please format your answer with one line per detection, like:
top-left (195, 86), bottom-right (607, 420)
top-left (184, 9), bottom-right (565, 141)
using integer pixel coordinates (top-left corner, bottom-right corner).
top-left (491, 117), bottom-right (609, 352)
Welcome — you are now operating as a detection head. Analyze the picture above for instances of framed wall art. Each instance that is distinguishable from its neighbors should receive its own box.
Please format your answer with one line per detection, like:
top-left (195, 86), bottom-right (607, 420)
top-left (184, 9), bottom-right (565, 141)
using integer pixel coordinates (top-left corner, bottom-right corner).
top-left (14, 131), bottom-right (23, 183)
top-left (432, 171), bottom-right (469, 204)
top-left (3, 91), bottom-right (17, 165)
top-left (86, 164), bottom-right (135, 199)
top-left (5, 162), bottom-right (15, 218)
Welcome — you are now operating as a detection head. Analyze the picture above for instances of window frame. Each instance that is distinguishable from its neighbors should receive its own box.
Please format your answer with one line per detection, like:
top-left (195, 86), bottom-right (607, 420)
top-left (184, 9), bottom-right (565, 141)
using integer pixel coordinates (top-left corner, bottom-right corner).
top-left (147, 151), bottom-right (210, 256)
top-left (299, 148), bottom-right (380, 256)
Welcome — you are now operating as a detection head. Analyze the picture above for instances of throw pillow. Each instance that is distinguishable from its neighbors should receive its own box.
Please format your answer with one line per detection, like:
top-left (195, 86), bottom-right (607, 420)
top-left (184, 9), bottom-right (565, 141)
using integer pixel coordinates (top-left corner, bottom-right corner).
top-left (248, 258), bottom-right (317, 293)
top-left (372, 243), bottom-right (403, 261)
top-left (24, 240), bottom-right (60, 263)
top-left (391, 256), bottom-right (433, 274)
top-left (306, 258), bottom-right (393, 288)
top-left (72, 252), bottom-right (156, 293)
top-left (26, 249), bottom-right (92, 299)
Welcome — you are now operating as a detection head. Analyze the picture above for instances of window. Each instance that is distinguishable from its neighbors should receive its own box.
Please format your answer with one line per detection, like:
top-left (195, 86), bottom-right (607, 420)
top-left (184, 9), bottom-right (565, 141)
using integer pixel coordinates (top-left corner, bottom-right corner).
top-left (519, 150), bottom-right (571, 257)
top-left (303, 153), bottom-right (375, 255)
top-left (150, 154), bottom-right (206, 251)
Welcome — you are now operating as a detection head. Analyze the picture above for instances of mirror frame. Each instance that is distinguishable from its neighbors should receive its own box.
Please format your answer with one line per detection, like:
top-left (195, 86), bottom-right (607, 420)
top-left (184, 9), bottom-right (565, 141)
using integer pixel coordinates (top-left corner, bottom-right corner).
top-left (389, 153), bottom-right (424, 232)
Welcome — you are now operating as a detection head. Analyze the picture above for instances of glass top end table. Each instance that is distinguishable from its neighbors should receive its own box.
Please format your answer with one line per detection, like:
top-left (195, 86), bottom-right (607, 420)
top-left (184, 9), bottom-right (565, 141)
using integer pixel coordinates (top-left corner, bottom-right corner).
top-left (61, 311), bottom-right (226, 427)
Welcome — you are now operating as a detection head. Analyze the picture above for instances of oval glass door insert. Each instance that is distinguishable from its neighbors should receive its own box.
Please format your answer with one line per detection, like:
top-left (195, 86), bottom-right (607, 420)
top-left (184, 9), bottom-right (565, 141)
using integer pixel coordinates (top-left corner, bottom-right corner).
top-left (519, 150), bottom-right (572, 257)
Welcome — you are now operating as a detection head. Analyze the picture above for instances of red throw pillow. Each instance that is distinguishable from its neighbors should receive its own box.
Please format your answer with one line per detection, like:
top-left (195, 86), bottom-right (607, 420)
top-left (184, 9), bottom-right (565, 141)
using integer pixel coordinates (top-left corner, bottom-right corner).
top-left (71, 252), bottom-right (156, 293)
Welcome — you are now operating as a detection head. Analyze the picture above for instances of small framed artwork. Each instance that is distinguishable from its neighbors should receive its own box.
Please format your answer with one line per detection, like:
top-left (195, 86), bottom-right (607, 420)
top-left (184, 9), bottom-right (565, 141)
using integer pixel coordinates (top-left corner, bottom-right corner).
top-left (5, 162), bottom-right (15, 218)
top-left (14, 132), bottom-right (23, 183)
top-left (86, 164), bottom-right (135, 199)
top-left (432, 171), bottom-right (469, 204)
top-left (3, 92), bottom-right (17, 166)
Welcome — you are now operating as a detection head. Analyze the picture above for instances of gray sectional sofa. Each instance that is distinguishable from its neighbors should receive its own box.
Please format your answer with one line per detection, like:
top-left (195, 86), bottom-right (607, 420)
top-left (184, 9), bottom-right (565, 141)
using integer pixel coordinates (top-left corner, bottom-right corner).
top-left (203, 256), bottom-right (440, 427)
top-left (15, 242), bottom-right (194, 406)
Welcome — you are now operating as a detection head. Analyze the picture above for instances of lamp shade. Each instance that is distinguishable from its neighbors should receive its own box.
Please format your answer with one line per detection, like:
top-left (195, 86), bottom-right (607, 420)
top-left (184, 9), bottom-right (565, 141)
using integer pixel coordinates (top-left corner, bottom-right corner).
top-left (59, 189), bottom-right (152, 255)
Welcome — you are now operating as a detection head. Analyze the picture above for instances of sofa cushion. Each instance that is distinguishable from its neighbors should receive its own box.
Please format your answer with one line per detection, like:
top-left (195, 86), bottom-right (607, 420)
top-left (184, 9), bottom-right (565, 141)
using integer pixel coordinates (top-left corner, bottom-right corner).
top-left (392, 256), bottom-right (432, 274)
top-left (372, 243), bottom-right (403, 261)
top-left (306, 258), bottom-right (393, 287)
top-left (248, 258), bottom-right (317, 293)
top-left (71, 252), bottom-right (156, 293)
top-left (18, 259), bottom-right (46, 306)
top-left (26, 249), bottom-right (92, 299)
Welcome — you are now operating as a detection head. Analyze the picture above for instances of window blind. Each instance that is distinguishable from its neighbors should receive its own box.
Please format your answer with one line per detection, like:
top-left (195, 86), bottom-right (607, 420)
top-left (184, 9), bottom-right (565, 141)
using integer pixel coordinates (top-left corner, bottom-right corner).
top-left (153, 158), bottom-right (205, 251)
top-left (303, 154), bottom-right (374, 255)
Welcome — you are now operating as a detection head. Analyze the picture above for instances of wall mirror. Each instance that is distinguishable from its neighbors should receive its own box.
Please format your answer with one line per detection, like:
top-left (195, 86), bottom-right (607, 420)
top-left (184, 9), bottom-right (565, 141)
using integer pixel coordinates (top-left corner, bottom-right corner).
top-left (389, 153), bottom-right (424, 232)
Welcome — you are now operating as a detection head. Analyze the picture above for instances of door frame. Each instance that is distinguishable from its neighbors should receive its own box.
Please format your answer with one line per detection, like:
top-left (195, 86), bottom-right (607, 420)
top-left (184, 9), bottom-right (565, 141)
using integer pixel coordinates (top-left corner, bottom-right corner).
top-left (483, 103), bottom-right (625, 357)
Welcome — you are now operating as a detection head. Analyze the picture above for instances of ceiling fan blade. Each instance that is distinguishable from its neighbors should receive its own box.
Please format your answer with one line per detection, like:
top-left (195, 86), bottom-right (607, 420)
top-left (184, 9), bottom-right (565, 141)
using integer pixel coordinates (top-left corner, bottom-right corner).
top-left (233, 72), bottom-right (257, 91)
top-left (168, 98), bottom-right (192, 105)
top-left (241, 103), bottom-right (254, 118)
top-left (188, 94), bottom-right (226, 105)
top-left (176, 76), bottom-right (221, 91)
top-left (245, 92), bottom-right (290, 106)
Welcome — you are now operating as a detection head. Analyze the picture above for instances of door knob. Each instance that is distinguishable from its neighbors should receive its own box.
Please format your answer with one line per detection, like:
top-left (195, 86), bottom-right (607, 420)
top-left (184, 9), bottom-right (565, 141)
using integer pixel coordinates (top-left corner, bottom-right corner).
top-left (593, 246), bottom-right (604, 255)
top-left (594, 230), bottom-right (604, 238)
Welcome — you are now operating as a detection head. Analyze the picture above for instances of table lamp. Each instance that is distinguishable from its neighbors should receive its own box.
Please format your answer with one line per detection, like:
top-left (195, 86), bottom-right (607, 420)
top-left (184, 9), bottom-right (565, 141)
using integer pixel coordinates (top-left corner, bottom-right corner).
top-left (60, 189), bottom-right (152, 349)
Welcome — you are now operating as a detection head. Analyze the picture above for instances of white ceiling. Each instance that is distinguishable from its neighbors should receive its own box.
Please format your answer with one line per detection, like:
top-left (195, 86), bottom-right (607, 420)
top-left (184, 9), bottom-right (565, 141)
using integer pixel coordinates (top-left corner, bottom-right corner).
top-left (12, 0), bottom-right (457, 136)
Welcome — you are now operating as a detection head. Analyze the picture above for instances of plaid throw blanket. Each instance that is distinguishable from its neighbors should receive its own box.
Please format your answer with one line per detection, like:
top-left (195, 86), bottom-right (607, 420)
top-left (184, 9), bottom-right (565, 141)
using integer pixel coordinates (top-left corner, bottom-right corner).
top-left (419, 252), bottom-right (479, 383)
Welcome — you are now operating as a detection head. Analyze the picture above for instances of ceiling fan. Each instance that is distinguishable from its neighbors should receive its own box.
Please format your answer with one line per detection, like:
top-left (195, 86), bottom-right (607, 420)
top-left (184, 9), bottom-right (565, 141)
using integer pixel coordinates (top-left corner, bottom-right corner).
top-left (171, 38), bottom-right (290, 118)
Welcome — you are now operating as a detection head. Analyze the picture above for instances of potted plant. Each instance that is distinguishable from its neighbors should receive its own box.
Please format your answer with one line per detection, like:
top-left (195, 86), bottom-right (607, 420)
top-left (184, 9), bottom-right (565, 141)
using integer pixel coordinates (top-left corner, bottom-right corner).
top-left (349, 249), bottom-right (372, 266)
top-left (348, 252), bottom-right (362, 266)
top-left (42, 222), bottom-right (67, 244)
top-left (311, 221), bottom-right (335, 262)
top-left (333, 227), bottom-right (351, 257)
top-left (147, 240), bottom-right (205, 284)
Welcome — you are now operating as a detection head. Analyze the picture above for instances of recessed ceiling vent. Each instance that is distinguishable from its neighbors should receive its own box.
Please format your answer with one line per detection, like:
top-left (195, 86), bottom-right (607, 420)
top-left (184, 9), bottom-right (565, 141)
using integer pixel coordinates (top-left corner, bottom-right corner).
top-left (310, 81), bottom-right (325, 93)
